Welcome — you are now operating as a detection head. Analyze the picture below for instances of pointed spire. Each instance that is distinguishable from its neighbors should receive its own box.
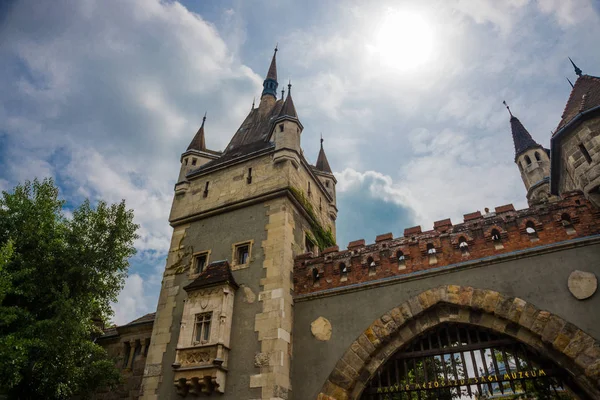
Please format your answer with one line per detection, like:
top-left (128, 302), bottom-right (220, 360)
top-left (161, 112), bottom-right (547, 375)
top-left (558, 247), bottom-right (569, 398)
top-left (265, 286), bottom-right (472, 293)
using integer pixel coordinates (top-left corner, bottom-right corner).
top-left (567, 77), bottom-right (574, 88)
top-left (278, 80), bottom-right (298, 119)
top-left (569, 57), bottom-right (582, 77)
top-left (315, 135), bottom-right (332, 174)
top-left (187, 112), bottom-right (207, 151)
top-left (267, 44), bottom-right (278, 80)
top-left (281, 88), bottom-right (285, 100)
top-left (261, 45), bottom-right (279, 99)
top-left (503, 102), bottom-right (540, 158)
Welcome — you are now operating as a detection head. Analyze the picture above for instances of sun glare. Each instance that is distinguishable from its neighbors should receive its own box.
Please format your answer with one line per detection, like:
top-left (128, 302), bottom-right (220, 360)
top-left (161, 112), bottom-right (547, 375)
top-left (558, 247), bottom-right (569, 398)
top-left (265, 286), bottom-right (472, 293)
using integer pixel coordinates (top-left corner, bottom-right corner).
top-left (373, 10), bottom-right (434, 70)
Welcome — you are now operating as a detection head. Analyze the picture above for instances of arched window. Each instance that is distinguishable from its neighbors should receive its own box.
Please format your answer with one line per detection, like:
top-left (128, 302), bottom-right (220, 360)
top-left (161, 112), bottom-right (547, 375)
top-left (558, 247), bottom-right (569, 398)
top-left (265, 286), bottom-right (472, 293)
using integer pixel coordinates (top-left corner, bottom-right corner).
top-left (367, 256), bottom-right (376, 275)
top-left (535, 151), bottom-right (541, 161)
top-left (397, 251), bottom-right (406, 270)
top-left (426, 243), bottom-right (436, 254)
top-left (525, 155), bottom-right (532, 165)
top-left (312, 268), bottom-right (320, 285)
top-left (526, 221), bottom-right (538, 240)
top-left (458, 237), bottom-right (469, 253)
top-left (561, 213), bottom-right (576, 235)
top-left (339, 263), bottom-right (348, 281)
top-left (491, 229), bottom-right (501, 241)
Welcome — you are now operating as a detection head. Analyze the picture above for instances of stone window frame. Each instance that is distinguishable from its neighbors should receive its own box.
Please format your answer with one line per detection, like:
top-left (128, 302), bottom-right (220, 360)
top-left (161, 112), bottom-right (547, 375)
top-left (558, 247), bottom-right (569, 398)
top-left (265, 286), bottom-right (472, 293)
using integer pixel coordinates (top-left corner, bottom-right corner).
top-left (190, 250), bottom-right (211, 277)
top-left (192, 312), bottom-right (213, 345)
top-left (231, 239), bottom-right (253, 270)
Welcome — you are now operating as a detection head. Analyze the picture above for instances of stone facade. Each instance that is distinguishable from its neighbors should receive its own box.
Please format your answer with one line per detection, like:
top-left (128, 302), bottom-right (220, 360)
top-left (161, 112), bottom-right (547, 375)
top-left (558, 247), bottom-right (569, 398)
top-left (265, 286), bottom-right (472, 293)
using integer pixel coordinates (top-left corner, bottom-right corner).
top-left (97, 59), bottom-right (600, 399)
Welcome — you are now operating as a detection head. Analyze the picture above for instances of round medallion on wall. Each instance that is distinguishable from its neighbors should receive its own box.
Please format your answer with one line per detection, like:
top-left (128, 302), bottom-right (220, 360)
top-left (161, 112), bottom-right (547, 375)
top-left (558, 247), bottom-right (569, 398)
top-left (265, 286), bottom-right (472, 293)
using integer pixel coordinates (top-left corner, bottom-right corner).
top-left (568, 270), bottom-right (597, 300)
top-left (311, 316), bottom-right (332, 341)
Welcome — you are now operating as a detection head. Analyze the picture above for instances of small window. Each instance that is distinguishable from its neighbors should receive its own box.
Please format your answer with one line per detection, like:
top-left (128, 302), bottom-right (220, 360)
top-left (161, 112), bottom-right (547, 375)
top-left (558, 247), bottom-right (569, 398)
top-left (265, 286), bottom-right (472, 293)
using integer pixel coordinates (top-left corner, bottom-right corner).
top-left (305, 234), bottom-right (315, 254)
top-left (427, 243), bottom-right (436, 254)
top-left (561, 213), bottom-right (576, 235)
top-left (192, 158), bottom-right (197, 166)
top-left (235, 243), bottom-right (250, 265)
top-left (312, 268), bottom-right (320, 284)
top-left (319, 197), bottom-right (322, 211)
top-left (459, 237), bottom-right (469, 253)
top-left (579, 143), bottom-right (592, 164)
top-left (525, 221), bottom-right (538, 240)
top-left (397, 251), bottom-right (406, 270)
top-left (340, 263), bottom-right (348, 280)
top-left (203, 181), bottom-right (209, 198)
top-left (534, 151), bottom-right (541, 161)
top-left (308, 182), bottom-right (311, 196)
top-left (247, 167), bottom-right (253, 184)
top-left (279, 124), bottom-right (284, 132)
top-left (184, 158), bottom-right (188, 166)
top-left (194, 312), bottom-right (212, 343)
top-left (325, 181), bottom-right (330, 188)
top-left (367, 256), bottom-right (376, 275)
top-left (193, 252), bottom-right (209, 274)
top-left (123, 342), bottom-right (131, 368)
top-left (491, 229), bottom-right (501, 241)
top-left (525, 155), bottom-right (532, 165)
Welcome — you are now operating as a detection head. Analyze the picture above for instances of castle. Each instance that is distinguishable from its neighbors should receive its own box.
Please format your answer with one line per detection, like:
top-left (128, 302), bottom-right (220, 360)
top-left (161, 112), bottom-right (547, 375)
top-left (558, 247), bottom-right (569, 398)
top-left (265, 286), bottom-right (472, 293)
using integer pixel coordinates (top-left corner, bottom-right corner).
top-left (96, 51), bottom-right (600, 400)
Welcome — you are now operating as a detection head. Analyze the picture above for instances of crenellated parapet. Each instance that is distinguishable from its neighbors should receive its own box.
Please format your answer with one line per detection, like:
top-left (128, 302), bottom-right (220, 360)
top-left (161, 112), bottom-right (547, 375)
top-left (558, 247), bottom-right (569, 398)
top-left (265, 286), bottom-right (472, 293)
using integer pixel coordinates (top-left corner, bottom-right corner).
top-left (293, 191), bottom-right (600, 295)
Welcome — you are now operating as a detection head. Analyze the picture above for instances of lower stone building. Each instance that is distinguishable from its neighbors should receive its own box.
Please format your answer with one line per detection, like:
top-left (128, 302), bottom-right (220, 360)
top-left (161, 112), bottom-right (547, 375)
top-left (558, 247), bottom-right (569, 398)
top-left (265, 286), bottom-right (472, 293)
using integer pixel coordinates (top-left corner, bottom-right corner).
top-left (97, 52), bottom-right (600, 399)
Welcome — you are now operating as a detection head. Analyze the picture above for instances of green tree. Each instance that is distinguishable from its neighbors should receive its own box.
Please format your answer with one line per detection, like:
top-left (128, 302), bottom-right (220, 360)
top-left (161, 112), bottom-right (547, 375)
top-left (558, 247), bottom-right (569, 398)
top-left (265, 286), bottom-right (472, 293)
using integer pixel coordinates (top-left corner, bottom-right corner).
top-left (0, 179), bottom-right (139, 399)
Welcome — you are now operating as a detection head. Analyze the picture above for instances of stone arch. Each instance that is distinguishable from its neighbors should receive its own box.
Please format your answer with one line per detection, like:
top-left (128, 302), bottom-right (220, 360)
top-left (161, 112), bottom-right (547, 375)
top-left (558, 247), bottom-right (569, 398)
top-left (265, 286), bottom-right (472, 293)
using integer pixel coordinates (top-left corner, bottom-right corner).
top-left (317, 285), bottom-right (600, 400)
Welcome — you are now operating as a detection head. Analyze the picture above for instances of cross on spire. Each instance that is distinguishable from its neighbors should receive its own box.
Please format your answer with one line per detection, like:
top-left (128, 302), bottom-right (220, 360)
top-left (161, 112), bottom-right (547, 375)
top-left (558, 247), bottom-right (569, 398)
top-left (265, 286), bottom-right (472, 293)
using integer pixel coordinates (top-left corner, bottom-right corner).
top-left (503, 100), bottom-right (513, 117)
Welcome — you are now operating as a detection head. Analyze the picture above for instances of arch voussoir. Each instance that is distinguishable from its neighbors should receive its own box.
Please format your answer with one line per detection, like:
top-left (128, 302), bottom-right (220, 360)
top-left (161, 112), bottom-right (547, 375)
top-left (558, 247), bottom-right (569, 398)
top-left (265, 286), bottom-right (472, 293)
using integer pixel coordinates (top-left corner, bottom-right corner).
top-left (318, 284), bottom-right (600, 400)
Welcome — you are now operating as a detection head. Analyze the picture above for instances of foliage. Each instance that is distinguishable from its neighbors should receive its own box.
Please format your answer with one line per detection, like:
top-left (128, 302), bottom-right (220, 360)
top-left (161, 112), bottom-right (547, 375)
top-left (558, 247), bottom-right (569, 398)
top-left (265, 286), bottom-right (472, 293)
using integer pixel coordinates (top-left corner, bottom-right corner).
top-left (290, 187), bottom-right (336, 250)
top-left (0, 179), bottom-right (138, 399)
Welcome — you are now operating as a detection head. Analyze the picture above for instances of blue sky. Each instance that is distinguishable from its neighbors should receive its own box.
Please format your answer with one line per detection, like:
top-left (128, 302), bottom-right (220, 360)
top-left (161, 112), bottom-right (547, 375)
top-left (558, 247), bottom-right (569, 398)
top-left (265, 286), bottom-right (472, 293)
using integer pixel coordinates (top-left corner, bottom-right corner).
top-left (1, 0), bottom-right (599, 324)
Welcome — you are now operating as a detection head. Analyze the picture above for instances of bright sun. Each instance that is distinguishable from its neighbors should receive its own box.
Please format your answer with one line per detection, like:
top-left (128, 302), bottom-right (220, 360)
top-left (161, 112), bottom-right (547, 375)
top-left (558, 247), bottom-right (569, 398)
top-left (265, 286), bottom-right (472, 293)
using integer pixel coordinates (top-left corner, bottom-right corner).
top-left (373, 10), bottom-right (434, 70)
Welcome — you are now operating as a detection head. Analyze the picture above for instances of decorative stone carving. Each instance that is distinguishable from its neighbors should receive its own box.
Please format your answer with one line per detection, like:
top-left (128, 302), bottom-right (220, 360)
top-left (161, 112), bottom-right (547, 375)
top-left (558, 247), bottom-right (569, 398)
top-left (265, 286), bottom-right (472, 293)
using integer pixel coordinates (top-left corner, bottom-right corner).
top-left (254, 352), bottom-right (270, 367)
top-left (311, 316), bottom-right (332, 341)
top-left (568, 270), bottom-right (597, 300)
top-left (180, 350), bottom-right (211, 366)
top-left (241, 284), bottom-right (256, 303)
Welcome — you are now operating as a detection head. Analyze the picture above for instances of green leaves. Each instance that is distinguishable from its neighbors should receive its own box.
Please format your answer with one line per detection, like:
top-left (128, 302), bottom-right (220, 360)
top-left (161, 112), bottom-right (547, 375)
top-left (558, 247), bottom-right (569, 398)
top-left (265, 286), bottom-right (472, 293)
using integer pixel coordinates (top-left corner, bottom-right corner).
top-left (0, 178), bottom-right (138, 399)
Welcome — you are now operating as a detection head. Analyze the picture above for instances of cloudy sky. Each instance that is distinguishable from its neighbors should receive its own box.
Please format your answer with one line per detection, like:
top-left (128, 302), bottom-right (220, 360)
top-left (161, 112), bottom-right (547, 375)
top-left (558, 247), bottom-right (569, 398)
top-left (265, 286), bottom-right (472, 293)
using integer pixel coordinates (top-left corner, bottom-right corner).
top-left (1, 0), bottom-right (599, 324)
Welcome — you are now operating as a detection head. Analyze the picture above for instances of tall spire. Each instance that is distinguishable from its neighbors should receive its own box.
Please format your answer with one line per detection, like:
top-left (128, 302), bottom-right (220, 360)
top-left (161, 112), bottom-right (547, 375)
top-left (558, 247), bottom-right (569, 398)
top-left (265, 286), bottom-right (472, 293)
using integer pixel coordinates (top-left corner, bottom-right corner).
top-left (315, 135), bottom-right (332, 174)
top-left (187, 112), bottom-right (207, 151)
top-left (569, 57), bottom-right (582, 77)
top-left (261, 45), bottom-right (279, 99)
top-left (503, 101), bottom-right (539, 158)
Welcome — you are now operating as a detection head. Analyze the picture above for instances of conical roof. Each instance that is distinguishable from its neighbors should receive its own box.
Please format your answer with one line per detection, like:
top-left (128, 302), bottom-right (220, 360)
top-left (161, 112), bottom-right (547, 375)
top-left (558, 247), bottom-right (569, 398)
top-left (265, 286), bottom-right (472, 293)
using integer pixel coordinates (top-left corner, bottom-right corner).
top-left (315, 139), bottom-right (332, 174)
top-left (510, 115), bottom-right (540, 157)
top-left (278, 83), bottom-right (298, 119)
top-left (187, 114), bottom-right (207, 151)
top-left (266, 48), bottom-right (277, 81)
top-left (554, 74), bottom-right (600, 134)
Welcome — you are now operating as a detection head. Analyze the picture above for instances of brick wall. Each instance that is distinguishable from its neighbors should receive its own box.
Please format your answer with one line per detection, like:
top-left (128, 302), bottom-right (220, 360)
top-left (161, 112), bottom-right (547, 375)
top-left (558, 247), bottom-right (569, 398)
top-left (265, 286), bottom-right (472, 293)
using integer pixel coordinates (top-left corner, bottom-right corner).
top-left (293, 191), bottom-right (600, 295)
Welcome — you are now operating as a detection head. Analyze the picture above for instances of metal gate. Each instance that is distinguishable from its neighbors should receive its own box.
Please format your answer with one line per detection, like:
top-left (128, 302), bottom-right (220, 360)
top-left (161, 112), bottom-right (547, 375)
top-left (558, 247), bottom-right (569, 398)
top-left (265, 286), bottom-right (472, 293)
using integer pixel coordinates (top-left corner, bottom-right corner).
top-left (361, 323), bottom-right (585, 399)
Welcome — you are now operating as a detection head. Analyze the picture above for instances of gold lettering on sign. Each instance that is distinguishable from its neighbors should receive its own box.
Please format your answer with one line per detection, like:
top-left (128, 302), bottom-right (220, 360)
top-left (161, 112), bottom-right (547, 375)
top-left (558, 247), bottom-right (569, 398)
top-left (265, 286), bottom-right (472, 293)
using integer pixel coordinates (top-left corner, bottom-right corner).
top-left (370, 370), bottom-right (550, 394)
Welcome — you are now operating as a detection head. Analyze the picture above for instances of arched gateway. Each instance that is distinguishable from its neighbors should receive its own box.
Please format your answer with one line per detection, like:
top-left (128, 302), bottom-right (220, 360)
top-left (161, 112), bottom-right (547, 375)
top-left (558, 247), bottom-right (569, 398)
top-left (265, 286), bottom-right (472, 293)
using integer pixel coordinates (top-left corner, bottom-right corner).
top-left (317, 286), bottom-right (600, 400)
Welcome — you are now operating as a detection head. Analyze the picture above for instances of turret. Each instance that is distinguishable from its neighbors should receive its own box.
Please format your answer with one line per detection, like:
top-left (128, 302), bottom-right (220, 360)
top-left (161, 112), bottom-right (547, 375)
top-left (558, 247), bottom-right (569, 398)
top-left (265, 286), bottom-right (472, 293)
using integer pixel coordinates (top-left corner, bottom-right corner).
top-left (314, 137), bottom-right (338, 221)
top-left (177, 113), bottom-right (220, 185)
top-left (271, 81), bottom-right (303, 154)
top-left (504, 102), bottom-right (552, 205)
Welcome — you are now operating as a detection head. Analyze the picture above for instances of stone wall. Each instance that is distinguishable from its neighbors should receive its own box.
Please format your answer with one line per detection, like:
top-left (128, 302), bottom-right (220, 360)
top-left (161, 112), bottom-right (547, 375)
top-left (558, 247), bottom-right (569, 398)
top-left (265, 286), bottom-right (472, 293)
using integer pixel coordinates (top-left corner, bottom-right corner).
top-left (292, 240), bottom-right (600, 400)
top-left (294, 192), bottom-right (600, 295)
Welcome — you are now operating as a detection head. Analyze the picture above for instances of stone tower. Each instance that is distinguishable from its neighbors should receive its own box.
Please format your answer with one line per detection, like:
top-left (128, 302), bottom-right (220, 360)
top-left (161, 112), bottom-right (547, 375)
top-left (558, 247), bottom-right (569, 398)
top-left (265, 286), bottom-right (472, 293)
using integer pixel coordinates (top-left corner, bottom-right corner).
top-left (506, 104), bottom-right (552, 205)
top-left (139, 48), bottom-right (337, 400)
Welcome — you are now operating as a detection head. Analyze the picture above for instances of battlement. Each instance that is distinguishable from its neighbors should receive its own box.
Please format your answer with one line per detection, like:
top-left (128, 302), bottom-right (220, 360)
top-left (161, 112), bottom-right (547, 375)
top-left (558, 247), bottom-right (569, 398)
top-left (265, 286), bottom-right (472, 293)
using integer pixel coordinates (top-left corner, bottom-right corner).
top-left (293, 191), bottom-right (600, 295)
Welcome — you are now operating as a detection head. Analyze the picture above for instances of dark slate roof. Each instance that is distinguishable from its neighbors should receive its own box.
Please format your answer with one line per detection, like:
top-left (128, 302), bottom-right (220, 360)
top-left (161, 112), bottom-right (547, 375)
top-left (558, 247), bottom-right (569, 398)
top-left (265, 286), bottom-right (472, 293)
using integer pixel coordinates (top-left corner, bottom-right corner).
top-left (125, 312), bottom-right (156, 326)
top-left (555, 75), bottom-right (600, 133)
top-left (315, 142), bottom-right (332, 174)
top-left (277, 90), bottom-right (298, 119)
top-left (510, 115), bottom-right (540, 157)
top-left (267, 50), bottom-right (278, 81)
top-left (187, 117), bottom-right (207, 151)
top-left (188, 100), bottom-right (284, 175)
top-left (184, 260), bottom-right (238, 291)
